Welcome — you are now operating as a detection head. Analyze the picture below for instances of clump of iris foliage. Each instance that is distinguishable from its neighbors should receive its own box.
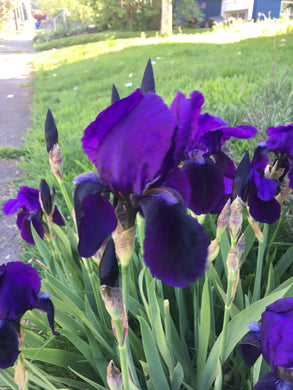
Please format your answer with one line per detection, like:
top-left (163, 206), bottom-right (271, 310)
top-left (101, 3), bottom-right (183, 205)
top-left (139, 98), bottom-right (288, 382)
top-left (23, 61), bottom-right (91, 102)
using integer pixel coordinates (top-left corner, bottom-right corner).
top-left (0, 26), bottom-right (293, 390)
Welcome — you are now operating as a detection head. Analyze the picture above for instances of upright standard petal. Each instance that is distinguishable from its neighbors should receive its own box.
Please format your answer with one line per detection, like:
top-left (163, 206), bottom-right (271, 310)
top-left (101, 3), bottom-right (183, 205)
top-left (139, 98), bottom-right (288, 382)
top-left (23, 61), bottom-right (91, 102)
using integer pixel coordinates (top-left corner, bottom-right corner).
top-left (266, 124), bottom-right (293, 157)
top-left (138, 188), bottom-right (208, 287)
top-left (82, 89), bottom-right (144, 167)
top-left (74, 181), bottom-right (117, 258)
top-left (91, 91), bottom-right (177, 196)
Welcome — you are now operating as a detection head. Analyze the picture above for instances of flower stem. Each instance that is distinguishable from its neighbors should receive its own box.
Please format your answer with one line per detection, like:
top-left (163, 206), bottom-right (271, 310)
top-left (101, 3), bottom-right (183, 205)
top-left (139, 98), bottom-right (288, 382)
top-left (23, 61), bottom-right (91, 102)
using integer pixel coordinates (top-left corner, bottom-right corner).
top-left (113, 319), bottom-right (129, 390)
top-left (56, 177), bottom-right (73, 216)
top-left (252, 223), bottom-right (269, 303)
top-left (219, 271), bottom-right (233, 363)
top-left (121, 263), bottom-right (129, 312)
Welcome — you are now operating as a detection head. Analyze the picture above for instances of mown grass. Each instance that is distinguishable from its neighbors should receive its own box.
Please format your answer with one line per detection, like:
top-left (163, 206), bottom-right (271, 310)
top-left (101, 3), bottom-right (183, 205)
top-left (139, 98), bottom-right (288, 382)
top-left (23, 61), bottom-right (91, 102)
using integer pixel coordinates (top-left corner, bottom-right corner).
top-left (23, 28), bottom-right (293, 191)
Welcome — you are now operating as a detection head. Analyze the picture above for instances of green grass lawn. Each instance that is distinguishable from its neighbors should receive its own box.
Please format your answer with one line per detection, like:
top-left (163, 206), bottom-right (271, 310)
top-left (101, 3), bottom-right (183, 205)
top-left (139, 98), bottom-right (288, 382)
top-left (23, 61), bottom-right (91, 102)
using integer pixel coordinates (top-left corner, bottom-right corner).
top-left (23, 28), bottom-right (293, 189)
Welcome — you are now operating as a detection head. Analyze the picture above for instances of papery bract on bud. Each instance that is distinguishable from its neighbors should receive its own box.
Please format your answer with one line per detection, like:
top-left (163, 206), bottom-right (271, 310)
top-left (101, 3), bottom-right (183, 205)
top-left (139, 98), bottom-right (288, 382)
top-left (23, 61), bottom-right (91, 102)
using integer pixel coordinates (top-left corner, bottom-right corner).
top-left (229, 196), bottom-right (245, 244)
top-left (107, 360), bottom-right (123, 390)
top-left (0, 262), bottom-right (59, 369)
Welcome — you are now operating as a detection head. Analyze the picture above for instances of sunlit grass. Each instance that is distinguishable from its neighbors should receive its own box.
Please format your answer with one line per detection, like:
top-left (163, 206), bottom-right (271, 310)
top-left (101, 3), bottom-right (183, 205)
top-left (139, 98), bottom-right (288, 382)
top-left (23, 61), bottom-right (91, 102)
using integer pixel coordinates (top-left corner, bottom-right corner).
top-left (23, 25), bottom-right (293, 194)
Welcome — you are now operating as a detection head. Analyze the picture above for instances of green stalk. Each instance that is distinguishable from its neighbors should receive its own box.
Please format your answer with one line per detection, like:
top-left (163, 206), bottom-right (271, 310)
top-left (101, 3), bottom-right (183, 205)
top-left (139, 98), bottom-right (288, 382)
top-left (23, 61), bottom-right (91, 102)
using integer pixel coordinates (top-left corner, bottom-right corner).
top-left (113, 318), bottom-right (129, 390)
top-left (56, 176), bottom-right (74, 216)
top-left (121, 263), bottom-right (130, 312)
top-left (252, 223), bottom-right (269, 303)
top-left (219, 271), bottom-right (233, 363)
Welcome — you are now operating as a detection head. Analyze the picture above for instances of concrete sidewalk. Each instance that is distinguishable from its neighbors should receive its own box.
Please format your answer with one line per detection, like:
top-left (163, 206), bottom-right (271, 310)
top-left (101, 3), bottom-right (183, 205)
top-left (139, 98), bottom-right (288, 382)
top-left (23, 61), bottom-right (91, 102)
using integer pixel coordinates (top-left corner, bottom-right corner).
top-left (0, 30), bottom-right (35, 263)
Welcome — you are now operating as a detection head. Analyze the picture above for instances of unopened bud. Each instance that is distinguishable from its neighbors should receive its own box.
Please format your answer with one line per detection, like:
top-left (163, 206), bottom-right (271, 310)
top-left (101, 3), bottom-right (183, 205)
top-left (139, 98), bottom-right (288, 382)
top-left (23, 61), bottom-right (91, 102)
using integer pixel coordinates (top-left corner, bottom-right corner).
top-left (101, 285), bottom-right (123, 321)
top-left (236, 234), bottom-right (245, 265)
top-left (107, 360), bottom-right (123, 390)
top-left (247, 212), bottom-right (264, 243)
top-left (216, 199), bottom-right (231, 239)
top-left (112, 221), bottom-right (135, 267)
top-left (229, 196), bottom-right (245, 244)
top-left (207, 238), bottom-right (220, 264)
top-left (39, 179), bottom-right (55, 221)
top-left (99, 239), bottom-right (119, 287)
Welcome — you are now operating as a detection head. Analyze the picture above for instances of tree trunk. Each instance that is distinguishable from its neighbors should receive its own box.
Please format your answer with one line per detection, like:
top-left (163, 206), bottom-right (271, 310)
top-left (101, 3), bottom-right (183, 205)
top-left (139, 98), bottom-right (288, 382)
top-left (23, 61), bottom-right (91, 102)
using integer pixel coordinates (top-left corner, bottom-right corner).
top-left (161, 0), bottom-right (172, 37)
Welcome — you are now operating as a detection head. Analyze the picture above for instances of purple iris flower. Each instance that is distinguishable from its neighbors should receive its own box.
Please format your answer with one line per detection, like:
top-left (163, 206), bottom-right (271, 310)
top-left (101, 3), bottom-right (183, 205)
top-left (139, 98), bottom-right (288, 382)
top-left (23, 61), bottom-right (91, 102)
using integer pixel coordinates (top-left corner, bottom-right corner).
top-left (266, 123), bottom-right (293, 189)
top-left (239, 298), bottom-right (293, 389)
top-left (74, 73), bottom-right (209, 287)
top-left (171, 91), bottom-right (257, 215)
top-left (246, 144), bottom-right (280, 224)
top-left (0, 261), bottom-right (59, 369)
top-left (3, 186), bottom-right (64, 245)
top-left (227, 148), bottom-right (280, 224)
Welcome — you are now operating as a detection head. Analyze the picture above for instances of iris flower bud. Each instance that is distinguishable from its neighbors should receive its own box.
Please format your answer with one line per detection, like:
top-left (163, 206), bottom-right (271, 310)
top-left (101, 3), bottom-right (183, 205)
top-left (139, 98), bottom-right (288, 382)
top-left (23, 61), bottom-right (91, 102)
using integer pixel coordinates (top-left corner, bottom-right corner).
top-left (107, 360), bottom-right (123, 390)
top-left (229, 196), bottom-right (245, 245)
top-left (39, 179), bottom-right (55, 216)
top-left (45, 109), bottom-right (63, 179)
top-left (100, 240), bottom-right (123, 321)
top-left (216, 199), bottom-right (231, 239)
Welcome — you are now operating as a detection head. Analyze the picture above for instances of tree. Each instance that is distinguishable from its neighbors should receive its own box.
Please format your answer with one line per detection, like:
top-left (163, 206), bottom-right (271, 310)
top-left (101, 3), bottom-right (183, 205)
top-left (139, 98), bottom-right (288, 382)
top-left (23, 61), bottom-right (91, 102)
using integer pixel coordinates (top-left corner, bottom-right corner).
top-left (0, 0), bottom-right (15, 31)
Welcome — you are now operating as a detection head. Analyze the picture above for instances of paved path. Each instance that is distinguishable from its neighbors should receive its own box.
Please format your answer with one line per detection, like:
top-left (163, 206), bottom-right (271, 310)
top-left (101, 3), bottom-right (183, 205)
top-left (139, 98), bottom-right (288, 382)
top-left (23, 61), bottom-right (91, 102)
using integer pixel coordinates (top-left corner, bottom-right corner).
top-left (0, 30), bottom-right (35, 264)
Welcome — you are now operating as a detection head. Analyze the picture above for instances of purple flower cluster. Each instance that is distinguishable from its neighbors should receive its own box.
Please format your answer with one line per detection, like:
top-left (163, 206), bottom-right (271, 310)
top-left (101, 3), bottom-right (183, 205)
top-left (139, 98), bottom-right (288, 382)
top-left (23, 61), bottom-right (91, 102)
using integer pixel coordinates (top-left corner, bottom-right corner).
top-left (0, 262), bottom-right (59, 369)
top-left (73, 61), bottom-right (263, 287)
top-left (239, 298), bottom-right (293, 389)
top-left (3, 185), bottom-right (64, 245)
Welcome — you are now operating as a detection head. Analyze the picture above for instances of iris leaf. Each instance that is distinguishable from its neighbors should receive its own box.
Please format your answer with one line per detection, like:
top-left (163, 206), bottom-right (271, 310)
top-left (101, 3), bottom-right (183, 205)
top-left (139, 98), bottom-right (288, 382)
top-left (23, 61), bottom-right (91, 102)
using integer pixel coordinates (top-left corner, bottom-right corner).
top-left (138, 316), bottom-right (170, 390)
top-left (198, 285), bottom-right (292, 390)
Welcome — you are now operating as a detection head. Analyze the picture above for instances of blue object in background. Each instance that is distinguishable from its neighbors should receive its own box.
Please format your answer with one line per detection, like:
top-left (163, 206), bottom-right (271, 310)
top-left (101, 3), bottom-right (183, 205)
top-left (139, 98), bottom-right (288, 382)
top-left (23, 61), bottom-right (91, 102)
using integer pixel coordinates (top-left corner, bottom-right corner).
top-left (252, 0), bottom-right (282, 19)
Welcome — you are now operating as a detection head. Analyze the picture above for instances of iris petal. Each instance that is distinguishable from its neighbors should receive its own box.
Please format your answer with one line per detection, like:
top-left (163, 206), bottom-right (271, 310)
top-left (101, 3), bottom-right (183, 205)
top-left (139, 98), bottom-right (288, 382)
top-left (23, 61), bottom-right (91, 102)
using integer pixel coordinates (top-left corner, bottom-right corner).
top-left (0, 262), bottom-right (41, 320)
top-left (0, 321), bottom-right (19, 369)
top-left (248, 188), bottom-right (281, 224)
top-left (17, 187), bottom-right (41, 213)
top-left (3, 199), bottom-right (21, 215)
top-left (82, 89), bottom-right (145, 167)
top-left (94, 91), bottom-right (177, 196)
top-left (74, 182), bottom-right (117, 257)
top-left (252, 373), bottom-right (280, 390)
top-left (17, 213), bottom-right (44, 245)
top-left (162, 167), bottom-right (191, 205)
top-left (37, 293), bottom-right (60, 336)
top-left (238, 330), bottom-right (262, 367)
top-left (138, 188), bottom-right (208, 287)
top-left (52, 207), bottom-right (65, 226)
top-left (182, 157), bottom-right (225, 215)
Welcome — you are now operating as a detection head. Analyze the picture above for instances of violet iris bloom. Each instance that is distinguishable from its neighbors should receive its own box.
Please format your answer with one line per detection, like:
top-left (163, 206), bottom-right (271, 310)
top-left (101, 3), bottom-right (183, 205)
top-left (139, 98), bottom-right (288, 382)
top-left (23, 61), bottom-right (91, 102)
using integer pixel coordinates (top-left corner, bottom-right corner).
top-left (0, 262), bottom-right (59, 368)
top-left (239, 298), bottom-right (293, 389)
top-left (74, 87), bottom-right (209, 287)
top-left (3, 186), bottom-right (64, 244)
top-left (171, 91), bottom-right (257, 214)
top-left (246, 144), bottom-right (280, 224)
top-left (266, 123), bottom-right (293, 189)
